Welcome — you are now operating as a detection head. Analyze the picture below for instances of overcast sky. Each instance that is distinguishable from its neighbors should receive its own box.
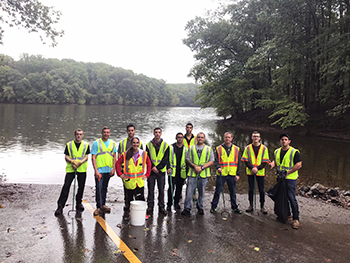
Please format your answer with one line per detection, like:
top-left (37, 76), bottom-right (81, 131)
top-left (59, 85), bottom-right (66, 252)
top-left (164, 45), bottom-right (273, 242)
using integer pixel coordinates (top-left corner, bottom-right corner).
top-left (1, 0), bottom-right (226, 83)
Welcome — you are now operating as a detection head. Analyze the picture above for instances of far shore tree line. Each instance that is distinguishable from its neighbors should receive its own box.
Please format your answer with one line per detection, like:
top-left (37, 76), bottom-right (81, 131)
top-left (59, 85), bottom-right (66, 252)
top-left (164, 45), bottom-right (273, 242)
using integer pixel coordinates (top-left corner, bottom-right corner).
top-left (0, 54), bottom-right (198, 107)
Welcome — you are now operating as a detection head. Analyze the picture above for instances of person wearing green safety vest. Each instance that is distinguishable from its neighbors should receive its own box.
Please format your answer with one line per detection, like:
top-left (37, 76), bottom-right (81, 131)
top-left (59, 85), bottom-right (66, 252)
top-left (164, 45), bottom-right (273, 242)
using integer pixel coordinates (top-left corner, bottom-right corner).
top-left (183, 122), bottom-right (196, 149)
top-left (210, 132), bottom-right (242, 214)
top-left (116, 137), bottom-right (151, 219)
top-left (167, 132), bottom-right (187, 211)
top-left (146, 127), bottom-right (169, 215)
top-left (91, 126), bottom-right (117, 216)
top-left (55, 129), bottom-right (90, 216)
top-left (117, 124), bottom-right (143, 212)
top-left (241, 131), bottom-right (270, 214)
top-left (182, 132), bottom-right (214, 216)
top-left (270, 134), bottom-right (302, 230)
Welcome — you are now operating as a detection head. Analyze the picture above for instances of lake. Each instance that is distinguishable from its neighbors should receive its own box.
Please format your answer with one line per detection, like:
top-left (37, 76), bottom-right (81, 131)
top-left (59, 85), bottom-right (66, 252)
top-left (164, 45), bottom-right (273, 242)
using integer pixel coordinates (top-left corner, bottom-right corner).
top-left (0, 104), bottom-right (349, 192)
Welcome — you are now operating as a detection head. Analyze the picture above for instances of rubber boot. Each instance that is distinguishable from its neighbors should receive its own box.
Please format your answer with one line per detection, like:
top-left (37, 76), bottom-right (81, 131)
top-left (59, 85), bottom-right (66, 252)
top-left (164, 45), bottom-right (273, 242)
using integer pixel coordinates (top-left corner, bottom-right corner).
top-left (246, 201), bottom-right (253, 213)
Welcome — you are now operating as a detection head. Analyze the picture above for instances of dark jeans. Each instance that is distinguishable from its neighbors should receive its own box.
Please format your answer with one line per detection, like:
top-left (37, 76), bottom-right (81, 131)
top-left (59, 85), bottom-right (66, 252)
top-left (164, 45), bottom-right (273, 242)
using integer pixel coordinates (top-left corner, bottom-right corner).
top-left (125, 187), bottom-right (145, 210)
top-left (286, 179), bottom-right (299, 220)
top-left (57, 172), bottom-right (86, 207)
top-left (95, 173), bottom-right (111, 208)
top-left (147, 172), bottom-right (165, 209)
top-left (211, 175), bottom-right (238, 210)
top-left (167, 175), bottom-right (185, 207)
top-left (247, 175), bottom-right (265, 205)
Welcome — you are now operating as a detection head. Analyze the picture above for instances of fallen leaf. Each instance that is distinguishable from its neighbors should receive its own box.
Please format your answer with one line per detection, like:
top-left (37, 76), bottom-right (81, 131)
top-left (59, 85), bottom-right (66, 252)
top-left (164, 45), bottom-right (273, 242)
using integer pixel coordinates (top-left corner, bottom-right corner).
top-left (296, 242), bottom-right (300, 245)
top-left (188, 240), bottom-right (192, 243)
top-left (222, 218), bottom-right (227, 220)
top-left (208, 250), bottom-right (213, 253)
top-left (83, 249), bottom-right (89, 252)
top-left (0, 205), bottom-right (3, 208)
top-left (254, 247), bottom-right (260, 252)
top-left (143, 228), bottom-right (149, 231)
top-left (41, 226), bottom-right (46, 228)
top-left (128, 235), bottom-right (133, 238)
top-left (316, 222), bottom-right (321, 225)
top-left (326, 259), bottom-right (331, 262)
top-left (273, 235), bottom-right (277, 238)
top-left (113, 249), bottom-right (123, 254)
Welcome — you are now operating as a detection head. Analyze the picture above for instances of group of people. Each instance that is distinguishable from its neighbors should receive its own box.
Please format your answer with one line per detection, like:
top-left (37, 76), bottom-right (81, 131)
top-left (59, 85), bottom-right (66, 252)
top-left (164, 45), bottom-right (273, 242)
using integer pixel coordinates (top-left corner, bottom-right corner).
top-left (54, 123), bottom-right (302, 230)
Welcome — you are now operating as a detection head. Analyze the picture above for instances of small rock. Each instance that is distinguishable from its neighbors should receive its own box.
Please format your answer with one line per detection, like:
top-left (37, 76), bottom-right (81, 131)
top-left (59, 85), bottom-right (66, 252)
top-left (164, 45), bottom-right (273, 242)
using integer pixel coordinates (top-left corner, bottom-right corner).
top-left (327, 188), bottom-right (339, 197)
top-left (343, 191), bottom-right (350, 197)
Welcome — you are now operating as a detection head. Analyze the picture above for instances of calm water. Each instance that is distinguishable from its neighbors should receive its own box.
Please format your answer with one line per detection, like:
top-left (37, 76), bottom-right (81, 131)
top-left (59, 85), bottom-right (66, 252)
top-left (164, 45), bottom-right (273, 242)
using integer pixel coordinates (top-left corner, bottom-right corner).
top-left (0, 104), bottom-right (349, 192)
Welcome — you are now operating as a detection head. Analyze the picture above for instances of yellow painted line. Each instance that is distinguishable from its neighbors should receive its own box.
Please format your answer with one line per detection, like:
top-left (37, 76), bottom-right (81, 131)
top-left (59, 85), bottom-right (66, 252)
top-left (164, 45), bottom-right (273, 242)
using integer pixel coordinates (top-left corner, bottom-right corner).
top-left (82, 200), bottom-right (141, 263)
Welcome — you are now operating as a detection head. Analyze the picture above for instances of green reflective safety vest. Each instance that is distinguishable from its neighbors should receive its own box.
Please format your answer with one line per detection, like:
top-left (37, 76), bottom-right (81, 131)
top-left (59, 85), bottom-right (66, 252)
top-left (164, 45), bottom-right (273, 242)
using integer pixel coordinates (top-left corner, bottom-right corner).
top-left (169, 145), bottom-right (187, 179)
top-left (95, 139), bottom-right (116, 169)
top-left (183, 135), bottom-right (196, 149)
top-left (216, 144), bottom-right (239, 176)
top-left (66, 140), bottom-right (88, 173)
top-left (122, 150), bottom-right (147, 190)
top-left (274, 147), bottom-right (300, 180)
top-left (187, 145), bottom-right (212, 178)
top-left (147, 141), bottom-right (169, 172)
top-left (241, 144), bottom-right (270, 176)
top-left (119, 138), bottom-right (143, 153)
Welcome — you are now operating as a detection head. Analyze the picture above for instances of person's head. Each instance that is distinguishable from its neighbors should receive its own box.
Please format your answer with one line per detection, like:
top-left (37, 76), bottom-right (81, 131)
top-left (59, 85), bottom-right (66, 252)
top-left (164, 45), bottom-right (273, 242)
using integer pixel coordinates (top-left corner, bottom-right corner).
top-left (279, 134), bottom-right (291, 148)
top-left (131, 137), bottom-right (140, 151)
top-left (74, 129), bottom-right (84, 142)
top-left (127, 124), bottom-right (136, 138)
top-left (196, 132), bottom-right (205, 145)
top-left (186, 123), bottom-right (193, 135)
top-left (153, 127), bottom-right (162, 140)
top-left (251, 131), bottom-right (261, 144)
top-left (176, 132), bottom-right (184, 145)
top-left (101, 126), bottom-right (110, 141)
top-left (223, 132), bottom-right (233, 145)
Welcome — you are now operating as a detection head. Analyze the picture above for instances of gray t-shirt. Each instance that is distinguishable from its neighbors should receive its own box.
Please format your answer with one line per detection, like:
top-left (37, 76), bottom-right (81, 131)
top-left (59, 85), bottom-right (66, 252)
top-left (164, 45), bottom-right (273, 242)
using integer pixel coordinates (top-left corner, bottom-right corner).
top-left (186, 145), bottom-right (214, 162)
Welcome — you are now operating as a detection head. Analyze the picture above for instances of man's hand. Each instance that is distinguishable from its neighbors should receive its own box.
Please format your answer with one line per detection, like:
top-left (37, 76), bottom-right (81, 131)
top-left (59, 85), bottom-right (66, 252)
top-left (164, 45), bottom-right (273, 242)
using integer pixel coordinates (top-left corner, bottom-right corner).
top-left (95, 172), bottom-right (102, 181)
top-left (252, 167), bottom-right (258, 174)
top-left (142, 175), bottom-right (147, 180)
top-left (194, 165), bottom-right (202, 174)
top-left (110, 168), bottom-right (115, 177)
top-left (152, 166), bottom-right (159, 174)
top-left (217, 168), bottom-right (223, 174)
top-left (120, 174), bottom-right (125, 180)
top-left (235, 175), bottom-right (240, 182)
top-left (269, 160), bottom-right (275, 169)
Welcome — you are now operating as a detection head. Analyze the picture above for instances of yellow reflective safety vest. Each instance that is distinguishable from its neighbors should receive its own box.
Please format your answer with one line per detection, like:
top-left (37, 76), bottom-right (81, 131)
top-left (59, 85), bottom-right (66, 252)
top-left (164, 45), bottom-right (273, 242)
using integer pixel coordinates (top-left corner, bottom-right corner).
top-left (187, 145), bottom-right (212, 178)
top-left (274, 147), bottom-right (300, 180)
top-left (122, 150), bottom-right (148, 190)
top-left (147, 141), bottom-right (169, 172)
top-left (66, 140), bottom-right (88, 173)
top-left (119, 138), bottom-right (143, 153)
top-left (216, 144), bottom-right (239, 176)
top-left (183, 135), bottom-right (196, 148)
top-left (241, 144), bottom-right (269, 176)
top-left (95, 139), bottom-right (116, 169)
top-left (169, 145), bottom-right (187, 179)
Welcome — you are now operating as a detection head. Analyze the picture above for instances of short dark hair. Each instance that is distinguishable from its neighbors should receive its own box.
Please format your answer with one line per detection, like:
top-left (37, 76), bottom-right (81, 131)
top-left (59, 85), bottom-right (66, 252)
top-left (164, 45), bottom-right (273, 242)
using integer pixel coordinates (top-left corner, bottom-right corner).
top-left (279, 133), bottom-right (291, 140)
top-left (176, 132), bottom-right (183, 138)
top-left (252, 130), bottom-right (260, 135)
top-left (154, 127), bottom-right (162, 132)
top-left (127, 124), bottom-right (135, 130)
top-left (74, 128), bottom-right (83, 135)
top-left (102, 126), bottom-right (110, 133)
top-left (186, 123), bottom-right (193, 128)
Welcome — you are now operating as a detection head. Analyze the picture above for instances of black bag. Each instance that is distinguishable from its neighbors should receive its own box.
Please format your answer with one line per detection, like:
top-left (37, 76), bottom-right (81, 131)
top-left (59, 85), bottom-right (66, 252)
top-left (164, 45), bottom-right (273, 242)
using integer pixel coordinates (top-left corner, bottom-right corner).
top-left (267, 170), bottom-right (289, 223)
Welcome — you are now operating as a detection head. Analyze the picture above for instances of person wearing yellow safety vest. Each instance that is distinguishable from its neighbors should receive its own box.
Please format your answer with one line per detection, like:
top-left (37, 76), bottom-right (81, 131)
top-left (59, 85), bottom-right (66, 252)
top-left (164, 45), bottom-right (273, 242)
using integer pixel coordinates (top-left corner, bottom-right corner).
top-left (166, 132), bottom-right (187, 211)
top-left (210, 132), bottom-right (242, 214)
top-left (270, 134), bottom-right (302, 230)
top-left (55, 129), bottom-right (90, 216)
top-left (183, 122), bottom-right (196, 149)
top-left (117, 124), bottom-right (143, 212)
top-left (181, 132), bottom-right (214, 216)
top-left (116, 137), bottom-right (151, 217)
top-left (241, 131), bottom-right (270, 214)
top-left (91, 126), bottom-right (117, 216)
top-left (146, 127), bottom-right (170, 215)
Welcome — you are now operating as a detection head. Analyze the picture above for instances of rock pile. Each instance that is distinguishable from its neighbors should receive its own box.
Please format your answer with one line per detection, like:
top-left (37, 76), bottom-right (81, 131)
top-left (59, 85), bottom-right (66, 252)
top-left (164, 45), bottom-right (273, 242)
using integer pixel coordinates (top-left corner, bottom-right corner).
top-left (298, 183), bottom-right (350, 209)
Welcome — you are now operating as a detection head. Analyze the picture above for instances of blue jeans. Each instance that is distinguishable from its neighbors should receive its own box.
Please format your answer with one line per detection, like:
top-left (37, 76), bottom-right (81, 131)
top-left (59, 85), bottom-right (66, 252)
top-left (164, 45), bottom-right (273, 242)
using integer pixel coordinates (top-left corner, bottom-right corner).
top-left (286, 179), bottom-right (299, 220)
top-left (95, 173), bottom-right (111, 208)
top-left (211, 175), bottom-right (238, 210)
top-left (184, 176), bottom-right (208, 210)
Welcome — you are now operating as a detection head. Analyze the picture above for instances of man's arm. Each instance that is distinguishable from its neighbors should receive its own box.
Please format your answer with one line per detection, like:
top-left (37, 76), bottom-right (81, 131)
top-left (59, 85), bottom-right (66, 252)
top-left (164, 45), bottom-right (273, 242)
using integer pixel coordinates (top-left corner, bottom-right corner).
top-left (287, 161), bottom-right (302, 176)
top-left (92, 154), bottom-right (101, 179)
top-left (110, 152), bottom-right (116, 176)
top-left (156, 147), bottom-right (169, 171)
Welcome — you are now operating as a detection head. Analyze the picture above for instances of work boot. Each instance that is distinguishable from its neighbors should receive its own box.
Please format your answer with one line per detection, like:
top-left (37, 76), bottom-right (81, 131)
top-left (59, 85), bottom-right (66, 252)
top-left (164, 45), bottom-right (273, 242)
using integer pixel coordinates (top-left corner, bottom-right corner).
top-left (159, 207), bottom-right (167, 215)
top-left (260, 206), bottom-right (267, 215)
top-left (175, 204), bottom-right (181, 210)
top-left (181, 209), bottom-right (190, 216)
top-left (292, 220), bottom-right (300, 229)
top-left (198, 208), bottom-right (204, 215)
top-left (246, 201), bottom-right (253, 213)
top-left (76, 203), bottom-right (84, 212)
top-left (146, 207), bottom-right (153, 215)
top-left (93, 208), bottom-right (101, 216)
top-left (232, 208), bottom-right (242, 214)
top-left (166, 205), bottom-right (172, 211)
top-left (102, 205), bottom-right (111, 213)
top-left (54, 205), bottom-right (63, 217)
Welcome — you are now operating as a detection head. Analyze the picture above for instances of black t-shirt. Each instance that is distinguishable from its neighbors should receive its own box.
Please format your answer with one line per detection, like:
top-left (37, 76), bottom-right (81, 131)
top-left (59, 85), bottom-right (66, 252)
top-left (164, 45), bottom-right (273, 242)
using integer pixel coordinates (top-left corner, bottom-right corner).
top-left (280, 148), bottom-right (301, 164)
top-left (64, 141), bottom-right (91, 156)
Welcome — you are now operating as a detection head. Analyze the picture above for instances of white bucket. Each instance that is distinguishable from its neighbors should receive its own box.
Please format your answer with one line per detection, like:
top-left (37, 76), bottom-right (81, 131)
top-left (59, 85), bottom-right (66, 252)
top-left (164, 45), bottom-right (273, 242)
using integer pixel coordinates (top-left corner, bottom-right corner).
top-left (130, 201), bottom-right (147, 226)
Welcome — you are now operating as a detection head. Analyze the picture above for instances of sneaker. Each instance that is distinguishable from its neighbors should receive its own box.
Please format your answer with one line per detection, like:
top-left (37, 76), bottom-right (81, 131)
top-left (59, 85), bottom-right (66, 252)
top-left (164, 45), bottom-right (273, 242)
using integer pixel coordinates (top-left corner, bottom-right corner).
top-left (292, 220), bottom-right (300, 229)
top-left (198, 208), bottom-right (204, 215)
top-left (260, 207), bottom-right (267, 215)
top-left (146, 207), bottom-right (153, 215)
top-left (175, 204), bottom-right (181, 210)
top-left (159, 208), bottom-right (167, 215)
top-left (245, 206), bottom-right (253, 213)
top-left (210, 208), bottom-right (217, 213)
top-left (232, 208), bottom-right (242, 214)
top-left (54, 205), bottom-right (63, 217)
top-left (76, 203), bottom-right (84, 212)
top-left (93, 208), bottom-right (101, 216)
top-left (102, 205), bottom-right (111, 213)
top-left (166, 205), bottom-right (172, 211)
top-left (181, 209), bottom-right (190, 216)
top-left (123, 206), bottom-right (130, 212)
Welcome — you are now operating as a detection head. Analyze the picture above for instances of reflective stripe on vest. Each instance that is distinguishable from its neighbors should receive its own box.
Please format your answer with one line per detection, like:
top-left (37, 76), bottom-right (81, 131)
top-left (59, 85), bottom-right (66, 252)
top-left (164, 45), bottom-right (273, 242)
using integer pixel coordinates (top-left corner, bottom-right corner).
top-left (66, 140), bottom-right (88, 173)
top-left (188, 145), bottom-right (211, 178)
top-left (242, 144), bottom-right (268, 176)
top-left (147, 141), bottom-right (168, 172)
top-left (274, 147), bottom-right (299, 180)
top-left (122, 150), bottom-right (147, 190)
top-left (119, 138), bottom-right (143, 153)
top-left (216, 145), bottom-right (239, 176)
top-left (169, 145), bottom-right (187, 179)
top-left (183, 136), bottom-right (196, 148)
top-left (96, 139), bottom-right (116, 169)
